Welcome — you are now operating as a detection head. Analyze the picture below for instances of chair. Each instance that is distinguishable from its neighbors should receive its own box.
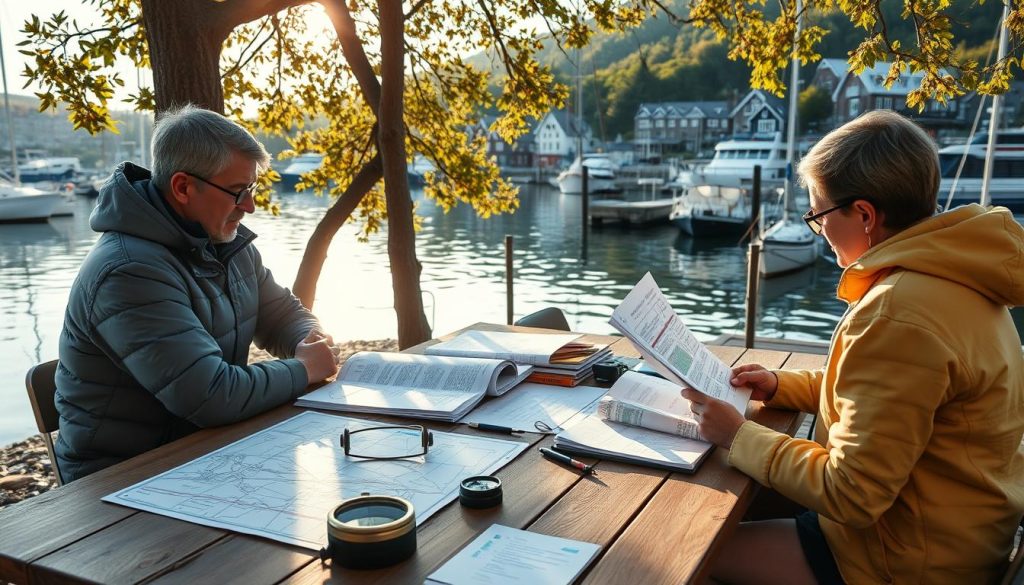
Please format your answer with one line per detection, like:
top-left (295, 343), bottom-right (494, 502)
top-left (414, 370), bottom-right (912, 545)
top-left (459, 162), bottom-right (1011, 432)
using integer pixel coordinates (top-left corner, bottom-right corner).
top-left (25, 360), bottom-right (62, 486)
top-left (513, 307), bottom-right (570, 331)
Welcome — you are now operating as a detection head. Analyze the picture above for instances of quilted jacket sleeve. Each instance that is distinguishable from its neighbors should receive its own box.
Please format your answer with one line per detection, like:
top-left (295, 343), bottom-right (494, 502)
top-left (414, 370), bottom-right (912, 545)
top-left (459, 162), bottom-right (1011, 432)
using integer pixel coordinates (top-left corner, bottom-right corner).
top-left (728, 314), bottom-right (954, 528)
top-left (249, 247), bottom-right (319, 358)
top-left (89, 260), bottom-right (309, 428)
top-left (765, 368), bottom-right (824, 414)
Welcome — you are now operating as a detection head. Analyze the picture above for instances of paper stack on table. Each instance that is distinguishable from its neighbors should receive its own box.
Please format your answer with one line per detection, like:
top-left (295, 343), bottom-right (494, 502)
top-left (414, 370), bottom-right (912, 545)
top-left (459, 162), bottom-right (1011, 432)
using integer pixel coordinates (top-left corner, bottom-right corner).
top-left (425, 524), bottom-right (600, 585)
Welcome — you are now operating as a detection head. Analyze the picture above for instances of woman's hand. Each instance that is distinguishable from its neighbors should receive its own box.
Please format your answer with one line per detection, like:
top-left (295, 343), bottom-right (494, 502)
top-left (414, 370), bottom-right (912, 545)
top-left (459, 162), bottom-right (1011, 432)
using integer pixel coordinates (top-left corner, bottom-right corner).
top-left (730, 363), bottom-right (779, 402)
top-left (680, 387), bottom-right (747, 449)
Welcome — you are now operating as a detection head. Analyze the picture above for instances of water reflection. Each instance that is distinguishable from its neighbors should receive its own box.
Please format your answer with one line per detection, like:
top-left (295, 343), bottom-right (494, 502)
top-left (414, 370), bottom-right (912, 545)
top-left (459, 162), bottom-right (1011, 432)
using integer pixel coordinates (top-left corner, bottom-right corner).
top-left (1, 186), bottom-right (1020, 445)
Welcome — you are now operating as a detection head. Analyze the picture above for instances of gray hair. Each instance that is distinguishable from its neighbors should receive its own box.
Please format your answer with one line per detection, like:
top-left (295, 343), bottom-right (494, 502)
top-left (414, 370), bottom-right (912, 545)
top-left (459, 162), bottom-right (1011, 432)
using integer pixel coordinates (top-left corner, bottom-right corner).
top-left (150, 104), bottom-right (270, 192)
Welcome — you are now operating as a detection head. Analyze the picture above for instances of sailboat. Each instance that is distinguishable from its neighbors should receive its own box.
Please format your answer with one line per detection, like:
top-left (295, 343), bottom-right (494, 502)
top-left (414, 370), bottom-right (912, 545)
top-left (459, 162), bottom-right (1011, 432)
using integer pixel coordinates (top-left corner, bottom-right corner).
top-left (0, 25), bottom-right (62, 222)
top-left (759, 0), bottom-right (818, 277)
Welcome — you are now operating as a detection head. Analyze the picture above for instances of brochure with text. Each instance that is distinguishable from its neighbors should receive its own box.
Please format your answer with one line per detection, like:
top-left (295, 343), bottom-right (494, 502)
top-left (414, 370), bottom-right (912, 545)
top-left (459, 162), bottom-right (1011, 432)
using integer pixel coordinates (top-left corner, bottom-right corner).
top-left (609, 272), bottom-right (750, 414)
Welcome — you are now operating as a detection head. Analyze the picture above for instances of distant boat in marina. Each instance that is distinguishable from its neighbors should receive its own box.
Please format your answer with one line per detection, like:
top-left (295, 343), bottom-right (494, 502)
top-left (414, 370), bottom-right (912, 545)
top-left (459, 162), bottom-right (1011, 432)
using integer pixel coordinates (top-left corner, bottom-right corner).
top-left (277, 152), bottom-right (436, 191)
top-left (0, 183), bottom-right (63, 223)
top-left (277, 153), bottom-right (324, 191)
top-left (688, 133), bottom-right (805, 190)
top-left (556, 154), bottom-right (618, 194)
top-left (670, 184), bottom-right (778, 238)
top-left (589, 178), bottom-right (674, 225)
top-left (17, 157), bottom-right (81, 183)
top-left (938, 128), bottom-right (1024, 212)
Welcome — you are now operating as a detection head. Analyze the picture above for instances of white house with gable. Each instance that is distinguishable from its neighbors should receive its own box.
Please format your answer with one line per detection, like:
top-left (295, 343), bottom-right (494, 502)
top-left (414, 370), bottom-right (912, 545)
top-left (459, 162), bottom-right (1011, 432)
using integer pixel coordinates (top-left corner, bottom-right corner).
top-left (533, 109), bottom-right (594, 168)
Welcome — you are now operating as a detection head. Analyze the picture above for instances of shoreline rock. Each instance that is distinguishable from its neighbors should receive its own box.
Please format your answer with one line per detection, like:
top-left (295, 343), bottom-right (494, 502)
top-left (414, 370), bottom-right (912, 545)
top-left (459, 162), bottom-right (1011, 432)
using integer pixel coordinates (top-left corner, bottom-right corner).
top-left (0, 338), bottom-right (397, 511)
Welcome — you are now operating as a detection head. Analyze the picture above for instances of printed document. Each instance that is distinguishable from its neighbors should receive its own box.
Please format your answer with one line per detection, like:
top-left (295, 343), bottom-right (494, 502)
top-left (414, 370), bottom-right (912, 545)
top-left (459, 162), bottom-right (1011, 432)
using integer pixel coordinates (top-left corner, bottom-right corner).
top-left (425, 524), bottom-right (600, 585)
top-left (461, 382), bottom-right (608, 432)
top-left (610, 272), bottom-right (750, 414)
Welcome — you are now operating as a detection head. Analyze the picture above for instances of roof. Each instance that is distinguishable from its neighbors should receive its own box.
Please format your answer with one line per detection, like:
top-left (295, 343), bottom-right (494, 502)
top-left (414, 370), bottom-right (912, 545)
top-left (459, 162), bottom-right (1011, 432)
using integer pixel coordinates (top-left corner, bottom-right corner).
top-left (544, 109), bottom-right (592, 138)
top-left (729, 90), bottom-right (787, 120)
top-left (816, 58), bottom-right (849, 78)
top-left (635, 101), bottom-right (730, 119)
top-left (831, 60), bottom-right (944, 101)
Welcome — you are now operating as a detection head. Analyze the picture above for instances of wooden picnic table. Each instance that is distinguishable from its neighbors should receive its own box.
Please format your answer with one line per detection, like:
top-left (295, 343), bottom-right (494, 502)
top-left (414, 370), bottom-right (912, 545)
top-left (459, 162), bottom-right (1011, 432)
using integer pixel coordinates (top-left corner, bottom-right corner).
top-left (0, 323), bottom-right (825, 584)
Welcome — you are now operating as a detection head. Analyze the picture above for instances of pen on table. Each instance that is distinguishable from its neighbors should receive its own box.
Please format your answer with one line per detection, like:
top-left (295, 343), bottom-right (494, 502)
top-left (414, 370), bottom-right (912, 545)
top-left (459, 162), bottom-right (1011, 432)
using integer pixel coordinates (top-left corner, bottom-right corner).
top-left (467, 422), bottom-right (525, 435)
top-left (538, 447), bottom-right (596, 475)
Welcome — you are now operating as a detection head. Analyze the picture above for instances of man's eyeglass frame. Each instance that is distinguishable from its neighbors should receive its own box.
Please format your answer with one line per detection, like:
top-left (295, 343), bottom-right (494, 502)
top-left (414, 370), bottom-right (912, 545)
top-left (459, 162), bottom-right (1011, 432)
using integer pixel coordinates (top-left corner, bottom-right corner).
top-left (802, 199), bottom-right (857, 235)
top-left (340, 424), bottom-right (434, 460)
top-left (183, 171), bottom-right (258, 205)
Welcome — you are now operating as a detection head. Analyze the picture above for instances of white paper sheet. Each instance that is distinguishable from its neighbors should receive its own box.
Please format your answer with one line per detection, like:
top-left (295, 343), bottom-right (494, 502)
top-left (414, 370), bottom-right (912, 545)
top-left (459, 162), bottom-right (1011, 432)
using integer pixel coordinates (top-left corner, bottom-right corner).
top-left (425, 524), bottom-right (600, 585)
top-left (460, 383), bottom-right (608, 432)
top-left (425, 331), bottom-right (583, 365)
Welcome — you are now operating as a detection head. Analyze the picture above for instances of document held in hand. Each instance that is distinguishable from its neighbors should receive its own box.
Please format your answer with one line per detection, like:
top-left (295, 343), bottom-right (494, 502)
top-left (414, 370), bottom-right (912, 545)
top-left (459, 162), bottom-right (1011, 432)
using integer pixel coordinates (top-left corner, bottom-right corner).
top-left (609, 272), bottom-right (750, 414)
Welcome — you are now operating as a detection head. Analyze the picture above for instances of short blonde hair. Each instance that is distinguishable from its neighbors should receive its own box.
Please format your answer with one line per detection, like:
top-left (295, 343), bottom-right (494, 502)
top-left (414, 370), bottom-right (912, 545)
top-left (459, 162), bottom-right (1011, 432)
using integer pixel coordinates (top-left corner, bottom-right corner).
top-left (798, 110), bottom-right (938, 230)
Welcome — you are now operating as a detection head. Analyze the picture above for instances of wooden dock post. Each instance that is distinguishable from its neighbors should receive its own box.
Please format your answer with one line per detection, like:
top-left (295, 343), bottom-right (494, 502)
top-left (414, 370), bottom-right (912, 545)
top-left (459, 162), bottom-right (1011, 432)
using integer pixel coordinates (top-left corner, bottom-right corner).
top-left (581, 165), bottom-right (589, 264)
top-left (505, 235), bottom-right (514, 325)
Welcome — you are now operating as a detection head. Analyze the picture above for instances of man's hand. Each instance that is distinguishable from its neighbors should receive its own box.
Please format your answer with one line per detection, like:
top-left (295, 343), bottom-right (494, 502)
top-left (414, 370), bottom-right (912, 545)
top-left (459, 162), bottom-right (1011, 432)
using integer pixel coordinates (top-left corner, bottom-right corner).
top-left (730, 363), bottom-right (779, 402)
top-left (680, 387), bottom-right (746, 449)
top-left (295, 330), bottom-right (338, 383)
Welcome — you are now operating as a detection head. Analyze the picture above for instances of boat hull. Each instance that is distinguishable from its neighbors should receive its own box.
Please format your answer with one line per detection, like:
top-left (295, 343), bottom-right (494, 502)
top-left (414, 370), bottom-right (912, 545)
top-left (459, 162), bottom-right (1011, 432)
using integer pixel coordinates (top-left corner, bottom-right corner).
top-left (558, 173), bottom-right (617, 195)
top-left (589, 198), bottom-right (674, 225)
top-left (0, 191), bottom-right (62, 223)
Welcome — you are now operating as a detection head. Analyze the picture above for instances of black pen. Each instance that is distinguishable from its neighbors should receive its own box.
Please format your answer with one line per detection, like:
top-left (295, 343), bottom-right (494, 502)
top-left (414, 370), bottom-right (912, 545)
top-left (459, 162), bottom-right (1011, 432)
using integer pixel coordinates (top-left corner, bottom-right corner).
top-left (539, 447), bottom-right (596, 475)
top-left (468, 422), bottom-right (524, 435)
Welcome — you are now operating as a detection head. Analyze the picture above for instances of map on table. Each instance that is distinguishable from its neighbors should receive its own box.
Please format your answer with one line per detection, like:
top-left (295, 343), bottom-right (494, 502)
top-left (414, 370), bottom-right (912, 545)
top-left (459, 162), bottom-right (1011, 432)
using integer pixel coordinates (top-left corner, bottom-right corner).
top-left (103, 411), bottom-right (527, 550)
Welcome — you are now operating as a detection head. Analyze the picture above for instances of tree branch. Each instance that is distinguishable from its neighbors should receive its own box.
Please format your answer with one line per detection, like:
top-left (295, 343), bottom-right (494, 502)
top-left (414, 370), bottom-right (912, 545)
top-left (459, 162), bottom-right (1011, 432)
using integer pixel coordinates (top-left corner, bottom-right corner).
top-left (322, 0), bottom-right (382, 115)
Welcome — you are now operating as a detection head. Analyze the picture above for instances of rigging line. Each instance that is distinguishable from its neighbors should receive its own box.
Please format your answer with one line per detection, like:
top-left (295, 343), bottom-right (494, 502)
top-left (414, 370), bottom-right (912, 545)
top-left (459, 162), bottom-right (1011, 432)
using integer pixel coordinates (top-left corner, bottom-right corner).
top-left (943, 14), bottom-right (1001, 211)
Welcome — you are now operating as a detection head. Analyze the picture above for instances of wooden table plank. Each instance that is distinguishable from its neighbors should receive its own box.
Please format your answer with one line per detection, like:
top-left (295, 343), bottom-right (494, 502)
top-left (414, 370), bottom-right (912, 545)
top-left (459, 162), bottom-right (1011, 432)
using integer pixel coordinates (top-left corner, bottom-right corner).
top-left (581, 347), bottom-right (793, 585)
top-left (143, 535), bottom-right (315, 585)
top-left (281, 434), bottom-right (585, 585)
top-left (0, 405), bottom-right (315, 582)
top-left (30, 513), bottom-right (225, 585)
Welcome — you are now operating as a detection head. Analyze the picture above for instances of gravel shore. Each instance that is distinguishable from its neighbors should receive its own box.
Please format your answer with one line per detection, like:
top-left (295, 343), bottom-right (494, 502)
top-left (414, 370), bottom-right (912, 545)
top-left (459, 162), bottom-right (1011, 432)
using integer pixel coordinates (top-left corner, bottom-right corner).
top-left (0, 339), bottom-right (397, 511)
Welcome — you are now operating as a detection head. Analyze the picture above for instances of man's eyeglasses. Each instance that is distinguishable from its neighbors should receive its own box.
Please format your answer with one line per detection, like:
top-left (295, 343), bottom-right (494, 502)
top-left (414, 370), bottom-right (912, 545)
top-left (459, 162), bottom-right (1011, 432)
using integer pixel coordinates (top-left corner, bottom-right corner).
top-left (802, 200), bottom-right (856, 235)
top-left (340, 424), bottom-right (433, 460)
top-left (183, 171), bottom-right (258, 205)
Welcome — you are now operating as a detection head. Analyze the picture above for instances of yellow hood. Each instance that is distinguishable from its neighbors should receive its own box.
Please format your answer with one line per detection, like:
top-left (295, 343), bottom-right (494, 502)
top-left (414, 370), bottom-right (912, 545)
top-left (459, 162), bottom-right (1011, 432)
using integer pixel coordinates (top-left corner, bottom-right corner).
top-left (838, 204), bottom-right (1024, 306)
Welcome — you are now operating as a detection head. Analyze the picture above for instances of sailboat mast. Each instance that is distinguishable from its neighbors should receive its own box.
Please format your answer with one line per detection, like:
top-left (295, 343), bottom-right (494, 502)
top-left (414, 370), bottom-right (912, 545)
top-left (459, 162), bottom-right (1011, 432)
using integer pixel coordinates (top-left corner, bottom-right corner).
top-left (980, 1), bottom-right (1010, 207)
top-left (784, 0), bottom-right (802, 213)
top-left (0, 24), bottom-right (19, 185)
top-left (575, 46), bottom-right (583, 162)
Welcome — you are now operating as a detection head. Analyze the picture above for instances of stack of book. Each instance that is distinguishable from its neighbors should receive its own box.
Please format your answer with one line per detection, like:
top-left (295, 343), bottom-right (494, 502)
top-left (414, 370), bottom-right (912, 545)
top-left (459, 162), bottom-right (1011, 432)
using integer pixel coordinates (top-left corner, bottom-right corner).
top-left (425, 330), bottom-right (612, 387)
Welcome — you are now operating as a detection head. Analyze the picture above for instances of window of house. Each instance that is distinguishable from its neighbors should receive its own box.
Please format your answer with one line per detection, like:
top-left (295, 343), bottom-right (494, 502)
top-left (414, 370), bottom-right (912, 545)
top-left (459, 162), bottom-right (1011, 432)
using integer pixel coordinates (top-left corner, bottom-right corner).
top-left (877, 96), bottom-right (892, 110)
top-left (849, 97), bottom-right (860, 117)
top-left (655, 119), bottom-right (665, 128)
top-left (668, 119), bottom-right (676, 128)
top-left (757, 118), bottom-right (776, 133)
top-left (690, 119), bottom-right (699, 128)
top-left (708, 119), bottom-right (718, 128)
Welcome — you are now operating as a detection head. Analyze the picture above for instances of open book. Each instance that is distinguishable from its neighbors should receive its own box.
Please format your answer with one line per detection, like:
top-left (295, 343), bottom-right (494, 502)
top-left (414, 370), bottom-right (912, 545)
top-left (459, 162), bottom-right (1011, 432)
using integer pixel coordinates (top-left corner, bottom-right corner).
top-left (295, 351), bottom-right (532, 422)
top-left (425, 330), bottom-right (612, 372)
top-left (597, 371), bottom-right (702, 440)
top-left (610, 272), bottom-right (750, 414)
top-left (553, 371), bottom-right (713, 473)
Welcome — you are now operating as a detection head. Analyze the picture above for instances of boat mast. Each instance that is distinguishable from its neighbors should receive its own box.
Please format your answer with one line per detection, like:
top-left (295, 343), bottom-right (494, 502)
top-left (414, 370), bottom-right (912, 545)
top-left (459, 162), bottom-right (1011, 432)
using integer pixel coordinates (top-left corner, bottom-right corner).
top-left (980, 1), bottom-right (1010, 207)
top-left (783, 0), bottom-right (802, 214)
top-left (0, 23), bottom-right (19, 185)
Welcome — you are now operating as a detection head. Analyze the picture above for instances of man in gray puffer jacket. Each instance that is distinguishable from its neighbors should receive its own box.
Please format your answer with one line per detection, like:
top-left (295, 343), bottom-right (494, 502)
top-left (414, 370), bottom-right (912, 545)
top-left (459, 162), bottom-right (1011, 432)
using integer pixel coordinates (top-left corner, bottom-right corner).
top-left (55, 105), bottom-right (338, 482)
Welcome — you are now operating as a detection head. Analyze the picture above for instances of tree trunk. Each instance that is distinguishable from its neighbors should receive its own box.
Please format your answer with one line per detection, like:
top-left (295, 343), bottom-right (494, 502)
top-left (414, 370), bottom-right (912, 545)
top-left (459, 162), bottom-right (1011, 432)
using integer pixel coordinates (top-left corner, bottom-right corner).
top-left (141, 0), bottom-right (233, 113)
top-left (378, 0), bottom-right (432, 349)
top-left (292, 153), bottom-right (383, 308)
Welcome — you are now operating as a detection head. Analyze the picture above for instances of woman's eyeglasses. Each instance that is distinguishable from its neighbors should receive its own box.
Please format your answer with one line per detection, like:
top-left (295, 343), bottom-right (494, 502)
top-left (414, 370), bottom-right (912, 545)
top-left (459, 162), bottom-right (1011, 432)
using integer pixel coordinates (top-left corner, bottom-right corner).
top-left (802, 200), bottom-right (856, 235)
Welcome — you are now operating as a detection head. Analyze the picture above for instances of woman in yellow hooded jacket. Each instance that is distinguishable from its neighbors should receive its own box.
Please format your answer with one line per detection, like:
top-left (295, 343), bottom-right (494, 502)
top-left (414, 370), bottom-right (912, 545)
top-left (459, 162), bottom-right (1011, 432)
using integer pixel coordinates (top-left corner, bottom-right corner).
top-left (686, 110), bottom-right (1024, 584)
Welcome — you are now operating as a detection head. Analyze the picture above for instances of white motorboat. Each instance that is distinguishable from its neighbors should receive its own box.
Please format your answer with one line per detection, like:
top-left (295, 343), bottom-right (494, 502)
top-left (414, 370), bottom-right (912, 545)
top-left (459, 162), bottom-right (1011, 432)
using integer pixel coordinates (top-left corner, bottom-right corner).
top-left (691, 133), bottom-right (805, 189)
top-left (17, 157), bottom-right (82, 183)
top-left (556, 154), bottom-right (617, 194)
top-left (670, 184), bottom-right (778, 238)
top-left (0, 184), bottom-right (63, 222)
top-left (938, 128), bottom-right (1024, 212)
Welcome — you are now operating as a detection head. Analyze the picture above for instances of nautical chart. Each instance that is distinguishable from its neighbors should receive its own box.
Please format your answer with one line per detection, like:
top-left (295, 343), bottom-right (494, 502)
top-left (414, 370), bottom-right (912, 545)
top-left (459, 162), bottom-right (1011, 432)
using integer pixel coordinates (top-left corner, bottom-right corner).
top-left (103, 411), bottom-right (527, 550)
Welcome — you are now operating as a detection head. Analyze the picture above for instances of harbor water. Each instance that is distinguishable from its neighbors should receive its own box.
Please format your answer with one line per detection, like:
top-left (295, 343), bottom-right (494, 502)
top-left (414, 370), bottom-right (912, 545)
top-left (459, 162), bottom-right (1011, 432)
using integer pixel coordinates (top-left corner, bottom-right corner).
top-left (2, 184), bottom-right (1021, 446)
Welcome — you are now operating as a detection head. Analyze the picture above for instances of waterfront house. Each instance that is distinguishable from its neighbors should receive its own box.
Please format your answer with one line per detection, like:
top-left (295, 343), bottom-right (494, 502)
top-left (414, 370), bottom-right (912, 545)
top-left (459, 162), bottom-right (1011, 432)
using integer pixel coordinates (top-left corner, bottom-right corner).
top-left (532, 109), bottom-right (595, 168)
top-left (634, 101), bottom-right (732, 158)
top-left (729, 90), bottom-right (788, 136)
